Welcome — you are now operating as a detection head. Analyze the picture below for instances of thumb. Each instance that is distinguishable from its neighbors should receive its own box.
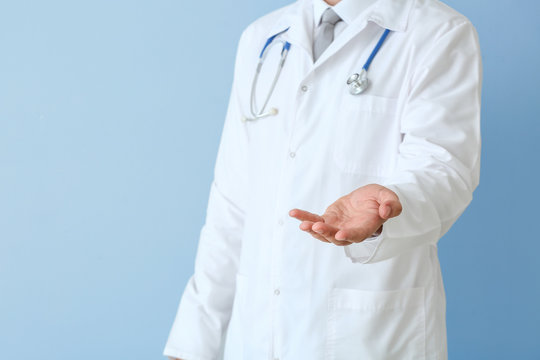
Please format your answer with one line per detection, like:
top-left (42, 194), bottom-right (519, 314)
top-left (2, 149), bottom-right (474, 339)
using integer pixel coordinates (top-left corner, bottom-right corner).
top-left (377, 188), bottom-right (402, 220)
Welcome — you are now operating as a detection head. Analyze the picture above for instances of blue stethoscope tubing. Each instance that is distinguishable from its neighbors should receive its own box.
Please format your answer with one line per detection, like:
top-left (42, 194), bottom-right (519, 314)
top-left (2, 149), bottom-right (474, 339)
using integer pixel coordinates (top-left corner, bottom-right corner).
top-left (363, 28), bottom-right (390, 72)
top-left (347, 28), bottom-right (391, 95)
top-left (241, 26), bottom-right (392, 121)
top-left (259, 26), bottom-right (292, 59)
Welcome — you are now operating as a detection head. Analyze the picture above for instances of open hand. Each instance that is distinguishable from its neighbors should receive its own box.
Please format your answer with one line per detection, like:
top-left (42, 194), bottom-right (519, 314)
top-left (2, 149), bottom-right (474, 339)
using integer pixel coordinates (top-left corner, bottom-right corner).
top-left (289, 184), bottom-right (402, 246)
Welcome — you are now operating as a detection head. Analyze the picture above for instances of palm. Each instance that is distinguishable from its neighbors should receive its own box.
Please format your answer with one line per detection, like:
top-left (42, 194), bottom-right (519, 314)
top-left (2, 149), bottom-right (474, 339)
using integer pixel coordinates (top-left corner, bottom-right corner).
top-left (324, 189), bottom-right (383, 234)
top-left (289, 184), bottom-right (402, 246)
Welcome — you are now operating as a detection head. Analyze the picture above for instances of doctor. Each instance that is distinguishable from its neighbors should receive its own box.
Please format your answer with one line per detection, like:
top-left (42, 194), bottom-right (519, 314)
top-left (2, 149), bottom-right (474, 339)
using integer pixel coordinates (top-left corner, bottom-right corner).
top-left (164, 0), bottom-right (482, 358)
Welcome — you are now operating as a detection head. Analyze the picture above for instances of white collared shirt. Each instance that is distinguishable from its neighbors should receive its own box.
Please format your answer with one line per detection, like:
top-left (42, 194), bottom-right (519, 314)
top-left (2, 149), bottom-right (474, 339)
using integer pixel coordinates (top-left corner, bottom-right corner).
top-left (313, 0), bottom-right (378, 38)
top-left (164, 0), bottom-right (482, 359)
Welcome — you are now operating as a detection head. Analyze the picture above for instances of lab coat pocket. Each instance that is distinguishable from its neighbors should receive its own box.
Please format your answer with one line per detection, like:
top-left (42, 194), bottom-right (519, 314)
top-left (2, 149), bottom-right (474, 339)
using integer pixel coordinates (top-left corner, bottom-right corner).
top-left (332, 95), bottom-right (400, 177)
top-left (223, 273), bottom-right (248, 360)
top-left (325, 286), bottom-right (426, 360)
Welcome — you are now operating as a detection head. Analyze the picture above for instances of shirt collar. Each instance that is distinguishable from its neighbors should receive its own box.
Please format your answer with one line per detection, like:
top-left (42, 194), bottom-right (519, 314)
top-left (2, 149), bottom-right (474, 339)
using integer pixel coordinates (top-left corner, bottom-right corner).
top-left (264, 0), bottom-right (415, 56)
top-left (313, 0), bottom-right (380, 27)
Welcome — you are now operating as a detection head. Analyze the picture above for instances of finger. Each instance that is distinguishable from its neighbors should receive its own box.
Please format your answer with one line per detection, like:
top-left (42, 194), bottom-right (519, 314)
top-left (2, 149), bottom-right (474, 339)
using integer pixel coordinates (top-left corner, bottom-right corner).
top-left (329, 238), bottom-right (354, 246)
top-left (312, 221), bottom-right (338, 238)
top-left (311, 222), bottom-right (354, 246)
top-left (307, 229), bottom-right (331, 243)
top-left (298, 218), bottom-right (352, 246)
top-left (289, 208), bottom-right (324, 222)
top-left (377, 188), bottom-right (402, 219)
top-left (326, 234), bottom-right (354, 246)
top-left (379, 203), bottom-right (392, 219)
top-left (310, 228), bottom-right (352, 246)
top-left (312, 221), bottom-right (342, 245)
top-left (299, 221), bottom-right (330, 243)
top-left (300, 221), bottom-right (349, 245)
top-left (378, 200), bottom-right (402, 219)
top-left (335, 226), bottom-right (373, 243)
top-left (299, 220), bottom-right (314, 231)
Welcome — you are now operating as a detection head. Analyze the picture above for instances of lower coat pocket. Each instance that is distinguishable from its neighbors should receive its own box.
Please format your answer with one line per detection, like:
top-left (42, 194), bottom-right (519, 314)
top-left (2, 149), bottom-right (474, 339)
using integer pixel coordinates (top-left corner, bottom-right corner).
top-left (325, 286), bottom-right (426, 360)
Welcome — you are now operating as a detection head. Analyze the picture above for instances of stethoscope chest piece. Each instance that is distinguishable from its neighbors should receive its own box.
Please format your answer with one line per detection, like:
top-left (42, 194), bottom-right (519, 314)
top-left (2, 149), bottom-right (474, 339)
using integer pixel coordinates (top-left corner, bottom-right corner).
top-left (347, 69), bottom-right (368, 95)
top-left (346, 28), bottom-right (392, 96)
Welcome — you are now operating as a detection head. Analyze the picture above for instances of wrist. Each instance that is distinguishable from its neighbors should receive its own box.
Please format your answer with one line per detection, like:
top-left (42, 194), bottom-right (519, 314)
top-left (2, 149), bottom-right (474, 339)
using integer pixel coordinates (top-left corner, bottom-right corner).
top-left (370, 225), bottom-right (383, 238)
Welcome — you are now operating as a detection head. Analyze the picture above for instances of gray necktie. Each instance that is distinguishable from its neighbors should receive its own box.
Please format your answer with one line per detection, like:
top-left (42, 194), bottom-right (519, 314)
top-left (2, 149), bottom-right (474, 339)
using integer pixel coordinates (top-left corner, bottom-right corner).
top-left (313, 7), bottom-right (343, 62)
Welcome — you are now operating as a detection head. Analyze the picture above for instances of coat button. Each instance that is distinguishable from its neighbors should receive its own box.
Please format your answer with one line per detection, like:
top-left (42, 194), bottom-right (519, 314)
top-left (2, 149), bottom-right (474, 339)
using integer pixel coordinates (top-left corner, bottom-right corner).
top-left (301, 85), bottom-right (308, 92)
top-left (289, 151), bottom-right (296, 158)
top-left (274, 289), bottom-right (280, 295)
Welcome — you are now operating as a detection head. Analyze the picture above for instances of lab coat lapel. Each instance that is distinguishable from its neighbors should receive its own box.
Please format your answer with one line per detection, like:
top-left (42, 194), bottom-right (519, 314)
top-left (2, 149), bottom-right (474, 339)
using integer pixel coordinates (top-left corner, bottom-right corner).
top-left (311, 0), bottom-right (415, 70)
top-left (265, 0), bottom-right (314, 61)
top-left (265, 0), bottom-right (414, 73)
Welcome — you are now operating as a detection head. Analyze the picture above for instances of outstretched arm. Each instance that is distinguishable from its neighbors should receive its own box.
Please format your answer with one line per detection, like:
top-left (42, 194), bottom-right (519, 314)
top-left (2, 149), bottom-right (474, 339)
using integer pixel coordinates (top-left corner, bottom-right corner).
top-left (291, 20), bottom-right (482, 264)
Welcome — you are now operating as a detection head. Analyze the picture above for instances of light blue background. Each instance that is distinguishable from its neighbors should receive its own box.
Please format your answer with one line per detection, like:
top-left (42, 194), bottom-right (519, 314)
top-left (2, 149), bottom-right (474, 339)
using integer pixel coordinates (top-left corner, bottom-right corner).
top-left (0, 0), bottom-right (538, 359)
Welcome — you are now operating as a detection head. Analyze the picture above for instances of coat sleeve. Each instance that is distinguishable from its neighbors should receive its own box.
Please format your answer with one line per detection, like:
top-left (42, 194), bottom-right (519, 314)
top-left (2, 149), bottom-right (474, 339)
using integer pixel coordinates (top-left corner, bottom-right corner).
top-left (163, 28), bottom-right (250, 360)
top-left (344, 20), bottom-right (482, 264)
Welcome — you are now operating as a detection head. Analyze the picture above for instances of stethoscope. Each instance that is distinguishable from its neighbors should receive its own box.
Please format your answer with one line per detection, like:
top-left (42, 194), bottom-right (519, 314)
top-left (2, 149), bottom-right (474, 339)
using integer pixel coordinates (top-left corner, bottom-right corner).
top-left (241, 27), bottom-right (292, 122)
top-left (241, 26), bottom-right (392, 122)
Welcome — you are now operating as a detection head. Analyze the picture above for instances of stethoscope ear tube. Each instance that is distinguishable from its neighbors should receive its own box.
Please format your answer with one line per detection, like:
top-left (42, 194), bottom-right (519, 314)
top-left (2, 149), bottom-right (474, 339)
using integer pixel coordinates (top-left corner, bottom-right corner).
top-left (246, 37), bottom-right (291, 121)
top-left (241, 107), bottom-right (278, 122)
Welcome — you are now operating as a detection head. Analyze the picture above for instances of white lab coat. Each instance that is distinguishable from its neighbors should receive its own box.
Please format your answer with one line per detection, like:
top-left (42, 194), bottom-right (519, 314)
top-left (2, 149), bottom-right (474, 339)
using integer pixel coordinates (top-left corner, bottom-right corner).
top-left (164, 0), bottom-right (482, 358)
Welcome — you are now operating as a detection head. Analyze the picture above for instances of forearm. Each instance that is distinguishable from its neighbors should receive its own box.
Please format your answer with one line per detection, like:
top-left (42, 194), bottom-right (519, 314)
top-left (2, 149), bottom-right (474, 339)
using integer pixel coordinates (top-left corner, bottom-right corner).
top-left (344, 20), bottom-right (482, 263)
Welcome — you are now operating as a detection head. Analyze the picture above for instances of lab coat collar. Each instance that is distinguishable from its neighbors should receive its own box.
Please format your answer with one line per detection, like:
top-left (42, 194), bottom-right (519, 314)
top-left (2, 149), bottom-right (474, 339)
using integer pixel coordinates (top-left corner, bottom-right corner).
top-left (314, 0), bottom-right (379, 27)
top-left (265, 0), bottom-right (414, 65)
top-left (366, 0), bottom-right (415, 33)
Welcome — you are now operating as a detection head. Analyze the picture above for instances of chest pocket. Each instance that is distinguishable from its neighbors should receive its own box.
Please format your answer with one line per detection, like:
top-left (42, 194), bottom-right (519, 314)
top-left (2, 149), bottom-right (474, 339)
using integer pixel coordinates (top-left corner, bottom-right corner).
top-left (331, 94), bottom-right (399, 177)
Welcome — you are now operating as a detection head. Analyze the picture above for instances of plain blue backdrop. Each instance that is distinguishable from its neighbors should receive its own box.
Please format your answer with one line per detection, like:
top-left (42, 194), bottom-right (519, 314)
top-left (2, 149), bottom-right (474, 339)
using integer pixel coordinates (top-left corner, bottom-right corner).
top-left (0, 0), bottom-right (538, 359)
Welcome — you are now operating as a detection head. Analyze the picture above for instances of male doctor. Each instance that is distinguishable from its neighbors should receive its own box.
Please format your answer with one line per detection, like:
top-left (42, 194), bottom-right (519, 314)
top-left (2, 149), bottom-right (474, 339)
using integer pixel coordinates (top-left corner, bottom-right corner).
top-left (164, 0), bottom-right (482, 358)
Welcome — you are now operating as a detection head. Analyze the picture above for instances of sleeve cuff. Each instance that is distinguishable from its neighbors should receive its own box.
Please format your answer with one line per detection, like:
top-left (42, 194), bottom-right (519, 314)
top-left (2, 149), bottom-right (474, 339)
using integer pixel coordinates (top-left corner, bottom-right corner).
top-left (343, 232), bottom-right (384, 264)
